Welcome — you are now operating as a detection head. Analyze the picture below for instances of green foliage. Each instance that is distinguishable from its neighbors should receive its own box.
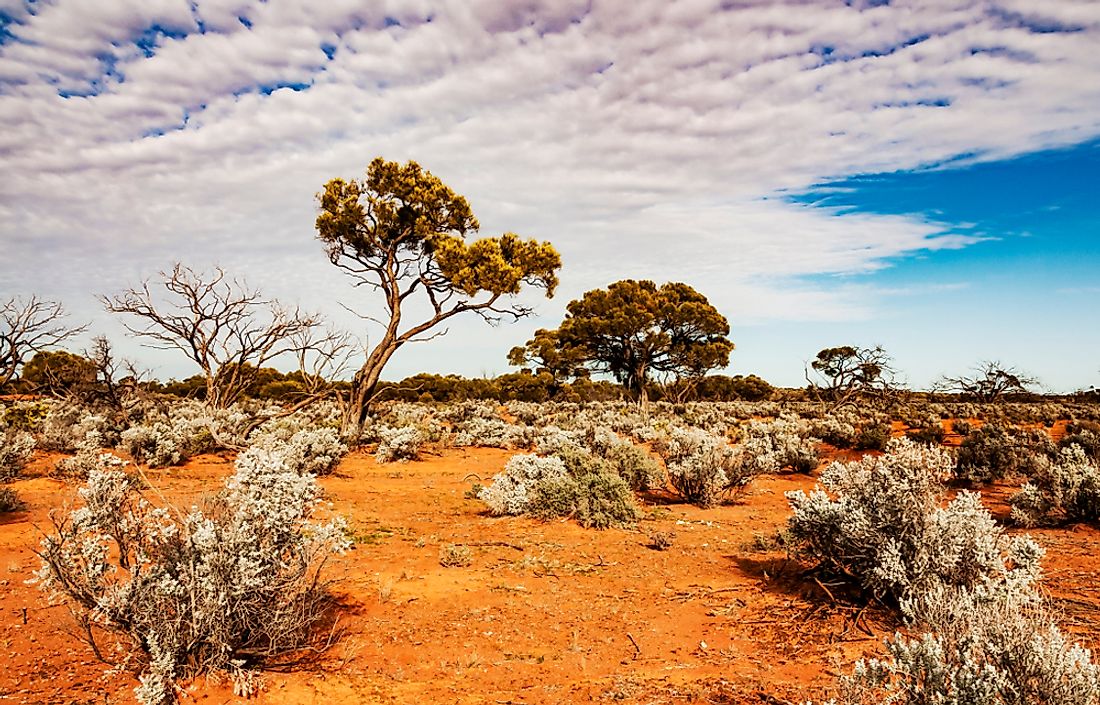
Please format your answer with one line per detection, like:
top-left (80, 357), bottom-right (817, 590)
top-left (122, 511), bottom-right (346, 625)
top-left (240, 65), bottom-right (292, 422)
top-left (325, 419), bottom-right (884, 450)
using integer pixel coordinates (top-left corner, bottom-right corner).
top-left (19, 349), bottom-right (97, 396)
top-left (516, 280), bottom-right (732, 402)
top-left (527, 467), bottom-right (638, 529)
top-left (316, 157), bottom-right (561, 433)
top-left (2, 401), bottom-right (49, 431)
top-left (855, 422), bottom-right (892, 451)
top-left (955, 423), bottom-right (1031, 484)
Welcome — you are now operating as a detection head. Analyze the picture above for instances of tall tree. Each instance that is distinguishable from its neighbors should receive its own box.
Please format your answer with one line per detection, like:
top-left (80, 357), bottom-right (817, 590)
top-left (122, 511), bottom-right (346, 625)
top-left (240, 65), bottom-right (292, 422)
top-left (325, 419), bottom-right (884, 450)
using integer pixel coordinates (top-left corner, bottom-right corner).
top-left (103, 264), bottom-right (325, 410)
top-left (514, 280), bottom-right (733, 405)
top-left (316, 157), bottom-right (561, 437)
top-left (1, 295), bottom-right (87, 388)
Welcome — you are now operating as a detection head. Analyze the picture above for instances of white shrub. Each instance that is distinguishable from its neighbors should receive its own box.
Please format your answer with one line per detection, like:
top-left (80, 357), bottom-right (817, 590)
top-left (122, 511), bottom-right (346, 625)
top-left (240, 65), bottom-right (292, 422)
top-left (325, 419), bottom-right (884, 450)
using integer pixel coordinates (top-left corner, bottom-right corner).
top-left (244, 427), bottom-right (347, 476)
top-left (37, 449), bottom-right (349, 705)
top-left (1012, 444), bottom-right (1100, 526)
top-left (54, 446), bottom-right (129, 479)
top-left (823, 583), bottom-right (1100, 705)
top-left (479, 454), bottom-right (567, 516)
top-left (740, 417), bottom-right (820, 475)
top-left (659, 428), bottom-right (748, 507)
top-left (375, 425), bottom-right (424, 463)
top-left (786, 439), bottom-right (1040, 614)
top-left (0, 430), bottom-right (35, 481)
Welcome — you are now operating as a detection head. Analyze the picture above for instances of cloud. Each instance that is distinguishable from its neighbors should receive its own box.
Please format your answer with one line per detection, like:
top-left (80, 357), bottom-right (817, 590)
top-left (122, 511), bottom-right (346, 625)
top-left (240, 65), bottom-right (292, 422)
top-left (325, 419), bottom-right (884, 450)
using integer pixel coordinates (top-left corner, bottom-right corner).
top-left (1, 0), bottom-right (1098, 379)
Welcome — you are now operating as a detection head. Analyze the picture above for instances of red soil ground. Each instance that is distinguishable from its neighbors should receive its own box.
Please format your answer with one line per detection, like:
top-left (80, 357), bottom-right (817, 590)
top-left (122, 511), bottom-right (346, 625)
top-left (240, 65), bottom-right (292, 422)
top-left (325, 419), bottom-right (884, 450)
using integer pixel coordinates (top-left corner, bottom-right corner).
top-left (2, 433), bottom-right (1098, 705)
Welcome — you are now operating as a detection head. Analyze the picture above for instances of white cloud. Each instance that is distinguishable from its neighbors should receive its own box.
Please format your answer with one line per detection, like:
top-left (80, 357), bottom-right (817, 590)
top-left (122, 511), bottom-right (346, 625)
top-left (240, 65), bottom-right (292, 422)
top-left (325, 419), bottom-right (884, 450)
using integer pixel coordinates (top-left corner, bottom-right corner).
top-left (1, 0), bottom-right (1098, 383)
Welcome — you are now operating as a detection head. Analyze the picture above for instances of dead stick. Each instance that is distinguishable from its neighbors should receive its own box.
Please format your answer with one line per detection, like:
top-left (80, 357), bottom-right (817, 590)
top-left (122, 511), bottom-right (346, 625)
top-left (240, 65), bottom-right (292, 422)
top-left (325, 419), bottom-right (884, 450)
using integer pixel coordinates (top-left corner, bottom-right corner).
top-left (626, 632), bottom-right (641, 659)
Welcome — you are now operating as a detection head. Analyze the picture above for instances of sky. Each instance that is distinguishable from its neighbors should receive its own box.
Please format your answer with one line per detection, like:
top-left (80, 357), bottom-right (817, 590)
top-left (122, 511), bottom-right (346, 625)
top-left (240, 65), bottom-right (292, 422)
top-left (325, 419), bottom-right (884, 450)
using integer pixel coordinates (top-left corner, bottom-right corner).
top-left (0, 0), bottom-right (1098, 392)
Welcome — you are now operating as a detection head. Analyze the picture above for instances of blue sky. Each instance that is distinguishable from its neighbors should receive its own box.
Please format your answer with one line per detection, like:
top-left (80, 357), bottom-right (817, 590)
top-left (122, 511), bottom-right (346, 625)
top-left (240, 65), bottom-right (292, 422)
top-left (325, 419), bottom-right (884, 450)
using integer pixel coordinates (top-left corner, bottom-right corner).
top-left (0, 1), bottom-right (1098, 391)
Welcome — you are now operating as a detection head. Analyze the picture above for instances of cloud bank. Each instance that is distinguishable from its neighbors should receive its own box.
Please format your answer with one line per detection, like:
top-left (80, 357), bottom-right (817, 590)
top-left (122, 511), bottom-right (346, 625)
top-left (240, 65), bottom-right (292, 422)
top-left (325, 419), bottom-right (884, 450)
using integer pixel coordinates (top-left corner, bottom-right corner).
top-left (1, 0), bottom-right (1098, 381)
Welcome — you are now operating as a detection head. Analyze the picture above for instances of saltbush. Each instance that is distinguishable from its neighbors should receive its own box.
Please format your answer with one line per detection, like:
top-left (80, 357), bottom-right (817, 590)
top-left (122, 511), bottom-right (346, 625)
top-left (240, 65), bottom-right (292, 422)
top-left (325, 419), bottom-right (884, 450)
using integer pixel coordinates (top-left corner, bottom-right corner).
top-left (36, 447), bottom-right (349, 705)
top-left (739, 418), bottom-right (820, 475)
top-left (822, 583), bottom-right (1100, 705)
top-left (786, 439), bottom-right (1041, 613)
top-left (374, 425), bottom-right (424, 463)
top-left (0, 430), bottom-right (35, 482)
top-left (659, 428), bottom-right (750, 507)
top-left (479, 454), bottom-right (567, 516)
top-left (955, 423), bottom-right (1031, 484)
top-left (246, 428), bottom-right (347, 476)
top-left (1011, 444), bottom-right (1100, 526)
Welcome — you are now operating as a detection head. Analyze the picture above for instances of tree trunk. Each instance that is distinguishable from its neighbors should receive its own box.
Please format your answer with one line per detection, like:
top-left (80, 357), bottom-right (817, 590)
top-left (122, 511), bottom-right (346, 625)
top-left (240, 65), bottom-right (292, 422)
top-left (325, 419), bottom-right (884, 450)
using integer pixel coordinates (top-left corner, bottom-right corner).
top-left (340, 343), bottom-right (400, 441)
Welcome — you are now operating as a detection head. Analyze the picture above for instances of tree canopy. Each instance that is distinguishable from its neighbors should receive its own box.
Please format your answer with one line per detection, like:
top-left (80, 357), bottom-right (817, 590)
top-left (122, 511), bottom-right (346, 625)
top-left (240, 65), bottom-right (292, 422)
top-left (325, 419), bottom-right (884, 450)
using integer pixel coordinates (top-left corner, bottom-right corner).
top-left (512, 280), bottom-right (733, 404)
top-left (806, 344), bottom-right (899, 409)
top-left (316, 157), bottom-right (561, 436)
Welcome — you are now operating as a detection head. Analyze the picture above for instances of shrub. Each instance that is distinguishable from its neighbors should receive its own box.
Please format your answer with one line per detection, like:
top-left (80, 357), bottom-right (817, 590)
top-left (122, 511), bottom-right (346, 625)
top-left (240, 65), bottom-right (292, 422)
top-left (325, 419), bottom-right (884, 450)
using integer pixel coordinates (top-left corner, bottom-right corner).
top-left (0, 430), bottom-right (35, 482)
top-left (955, 423), bottom-right (1031, 484)
top-left (786, 439), bottom-right (1041, 613)
top-left (374, 425), bottom-right (424, 463)
top-left (120, 423), bottom-right (183, 467)
top-left (905, 414), bottom-right (946, 445)
top-left (0, 486), bottom-right (23, 513)
top-left (1011, 444), bottom-right (1100, 527)
top-left (36, 449), bottom-right (349, 705)
top-left (854, 422), bottom-right (891, 451)
top-left (479, 454), bottom-right (567, 516)
top-left (526, 467), bottom-right (638, 529)
top-left (247, 428), bottom-right (347, 476)
top-left (812, 415), bottom-right (858, 449)
top-left (438, 543), bottom-right (473, 567)
top-left (952, 418), bottom-right (973, 436)
top-left (822, 584), bottom-right (1100, 705)
top-left (1060, 427), bottom-right (1100, 463)
top-left (604, 440), bottom-right (663, 492)
top-left (739, 419), bottom-right (820, 475)
top-left (657, 428), bottom-right (756, 507)
top-left (53, 447), bottom-right (129, 479)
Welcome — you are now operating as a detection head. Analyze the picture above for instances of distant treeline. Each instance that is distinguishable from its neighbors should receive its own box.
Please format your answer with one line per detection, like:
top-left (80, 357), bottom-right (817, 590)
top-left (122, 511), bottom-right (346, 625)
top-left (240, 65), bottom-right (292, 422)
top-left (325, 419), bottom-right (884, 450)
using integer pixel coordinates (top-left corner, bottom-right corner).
top-left (3, 349), bottom-right (777, 404)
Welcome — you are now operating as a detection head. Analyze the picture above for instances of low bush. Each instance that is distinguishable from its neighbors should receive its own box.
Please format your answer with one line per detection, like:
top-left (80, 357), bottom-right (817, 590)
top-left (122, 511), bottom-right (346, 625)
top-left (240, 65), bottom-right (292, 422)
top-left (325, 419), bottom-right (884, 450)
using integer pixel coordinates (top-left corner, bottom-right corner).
top-left (53, 447), bottom-right (129, 479)
top-left (36, 447), bottom-right (349, 705)
top-left (854, 422), bottom-right (891, 451)
top-left (821, 583), bottom-right (1100, 705)
top-left (658, 428), bottom-right (752, 507)
top-left (955, 423), bottom-right (1031, 484)
top-left (786, 439), bottom-right (1041, 613)
top-left (526, 465), bottom-right (638, 529)
top-left (479, 454), bottom-right (568, 516)
top-left (247, 428), bottom-right (347, 476)
top-left (374, 426), bottom-right (424, 463)
top-left (740, 419), bottom-right (820, 475)
top-left (1011, 444), bottom-right (1100, 527)
top-left (0, 486), bottom-right (23, 513)
top-left (0, 430), bottom-right (35, 482)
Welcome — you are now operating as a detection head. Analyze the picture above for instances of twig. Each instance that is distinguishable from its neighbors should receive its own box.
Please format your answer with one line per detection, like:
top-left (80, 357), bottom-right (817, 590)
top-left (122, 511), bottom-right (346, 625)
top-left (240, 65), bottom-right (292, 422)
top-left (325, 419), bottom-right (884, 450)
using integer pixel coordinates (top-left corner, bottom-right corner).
top-left (626, 632), bottom-right (641, 659)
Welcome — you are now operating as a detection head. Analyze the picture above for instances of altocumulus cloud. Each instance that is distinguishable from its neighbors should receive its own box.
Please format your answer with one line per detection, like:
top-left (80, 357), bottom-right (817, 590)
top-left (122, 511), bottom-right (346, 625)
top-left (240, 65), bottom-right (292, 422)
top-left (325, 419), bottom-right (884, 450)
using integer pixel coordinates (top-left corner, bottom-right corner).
top-left (1, 0), bottom-right (1098, 380)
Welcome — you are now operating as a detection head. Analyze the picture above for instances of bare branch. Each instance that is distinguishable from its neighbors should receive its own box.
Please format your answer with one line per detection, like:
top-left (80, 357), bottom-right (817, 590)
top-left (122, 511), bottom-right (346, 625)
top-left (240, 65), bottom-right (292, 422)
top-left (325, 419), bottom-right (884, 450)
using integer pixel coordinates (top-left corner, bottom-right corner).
top-left (0, 295), bottom-right (88, 387)
top-left (103, 263), bottom-right (324, 409)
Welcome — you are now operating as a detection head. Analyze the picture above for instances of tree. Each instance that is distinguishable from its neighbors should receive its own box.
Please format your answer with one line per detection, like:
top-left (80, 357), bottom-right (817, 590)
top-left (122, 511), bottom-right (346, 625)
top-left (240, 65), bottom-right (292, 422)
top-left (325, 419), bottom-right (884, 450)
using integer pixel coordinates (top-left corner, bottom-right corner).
top-left (938, 361), bottom-right (1038, 403)
top-left (508, 328), bottom-right (587, 383)
top-left (514, 280), bottom-right (733, 406)
top-left (103, 263), bottom-right (325, 410)
top-left (19, 349), bottom-right (97, 396)
top-left (1, 295), bottom-right (87, 388)
top-left (806, 345), bottom-right (900, 410)
top-left (316, 157), bottom-right (561, 437)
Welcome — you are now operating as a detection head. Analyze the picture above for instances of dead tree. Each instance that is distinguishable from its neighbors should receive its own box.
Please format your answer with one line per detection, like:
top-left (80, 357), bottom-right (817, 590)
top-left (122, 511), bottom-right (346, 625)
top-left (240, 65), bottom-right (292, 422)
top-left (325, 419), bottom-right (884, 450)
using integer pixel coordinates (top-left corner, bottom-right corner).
top-left (939, 361), bottom-right (1039, 403)
top-left (102, 264), bottom-right (324, 410)
top-left (806, 345), bottom-right (901, 411)
top-left (1, 295), bottom-right (88, 388)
